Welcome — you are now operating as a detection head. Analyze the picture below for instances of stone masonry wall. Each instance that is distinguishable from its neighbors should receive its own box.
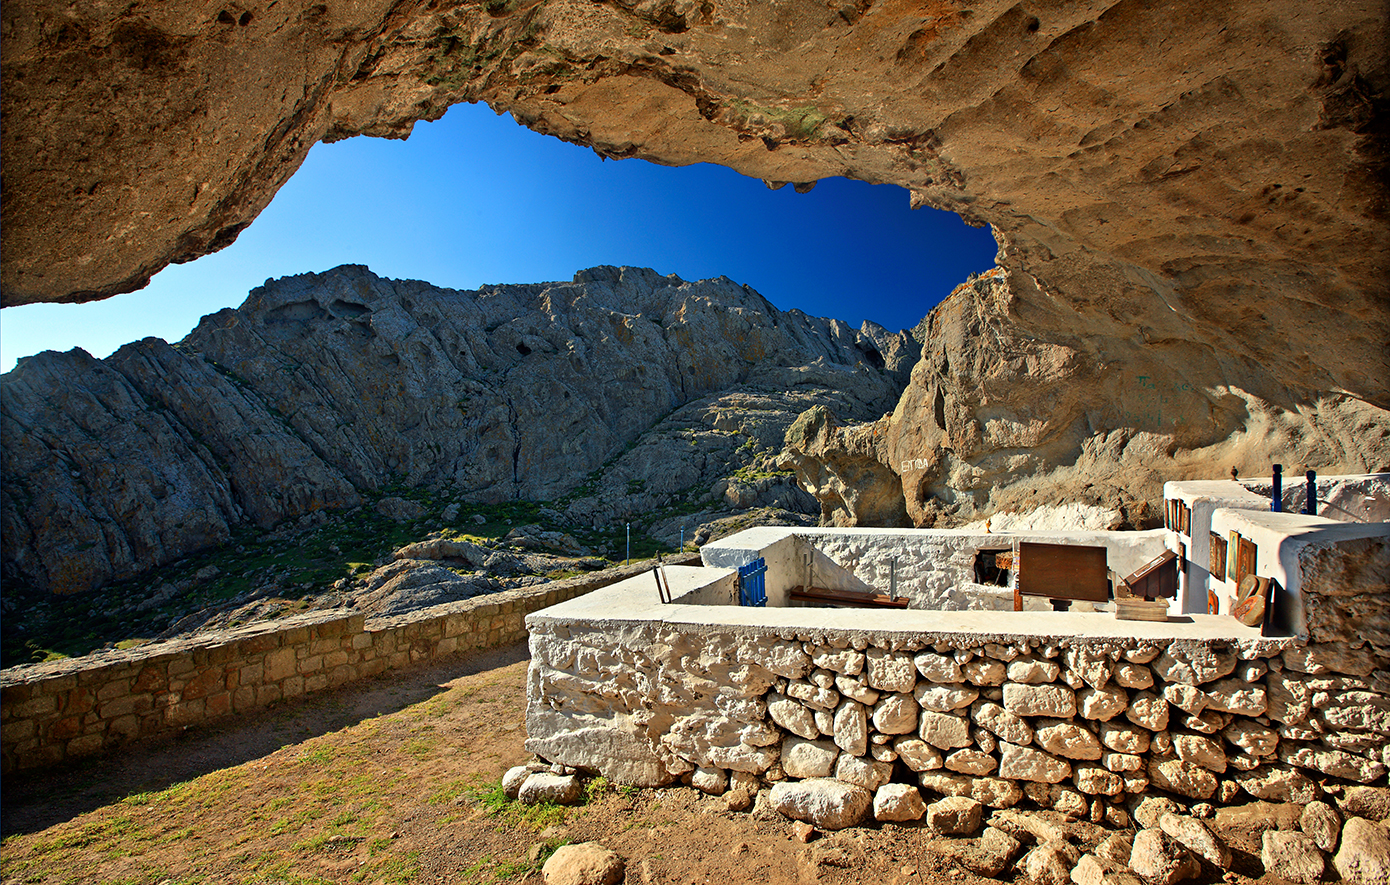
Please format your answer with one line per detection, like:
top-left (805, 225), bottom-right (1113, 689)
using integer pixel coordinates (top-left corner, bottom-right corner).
top-left (527, 625), bottom-right (1389, 817)
top-left (0, 557), bottom-right (698, 774)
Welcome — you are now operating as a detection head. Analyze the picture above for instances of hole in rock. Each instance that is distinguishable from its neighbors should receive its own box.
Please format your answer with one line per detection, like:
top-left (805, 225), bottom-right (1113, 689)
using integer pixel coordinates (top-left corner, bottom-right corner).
top-left (0, 104), bottom-right (997, 373)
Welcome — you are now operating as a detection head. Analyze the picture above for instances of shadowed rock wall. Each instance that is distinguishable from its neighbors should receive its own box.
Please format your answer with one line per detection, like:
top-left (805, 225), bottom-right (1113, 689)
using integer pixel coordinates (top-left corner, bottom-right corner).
top-left (0, 265), bottom-right (906, 594)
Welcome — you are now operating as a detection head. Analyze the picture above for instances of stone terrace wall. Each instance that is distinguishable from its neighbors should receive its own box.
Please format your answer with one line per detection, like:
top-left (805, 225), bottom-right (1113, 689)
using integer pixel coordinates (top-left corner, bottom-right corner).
top-left (528, 624), bottom-right (1389, 815)
top-left (1, 556), bottom-right (697, 774)
top-left (526, 543), bottom-right (1390, 816)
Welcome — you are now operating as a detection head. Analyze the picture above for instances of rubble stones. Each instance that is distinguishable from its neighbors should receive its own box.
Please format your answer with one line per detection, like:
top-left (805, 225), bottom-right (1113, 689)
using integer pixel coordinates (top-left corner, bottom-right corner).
top-left (782, 738), bottom-right (839, 779)
top-left (894, 737), bottom-right (944, 772)
top-left (1008, 659), bottom-right (1060, 684)
top-left (1125, 692), bottom-right (1170, 731)
top-left (1163, 684), bottom-right (1208, 715)
top-left (1158, 813), bottom-right (1231, 869)
top-left (1114, 662), bottom-right (1154, 690)
top-left (1334, 817), bottom-right (1390, 885)
top-left (832, 700), bottom-right (868, 756)
top-left (1024, 841), bottom-right (1081, 885)
top-left (1129, 828), bottom-right (1201, 885)
top-left (834, 675), bottom-right (878, 705)
top-left (1341, 787), bottom-right (1390, 821)
top-left (918, 773), bottom-right (1023, 808)
top-left (999, 743), bottom-right (1072, 784)
top-left (1173, 733), bottom-right (1227, 773)
top-left (957, 827), bottom-right (1023, 877)
top-left (1281, 743), bottom-right (1387, 784)
top-left (914, 652), bottom-right (963, 683)
top-left (1099, 721), bottom-right (1151, 755)
top-left (1154, 647), bottom-right (1238, 686)
top-left (945, 748), bottom-right (998, 775)
top-left (915, 684), bottom-right (979, 712)
top-left (692, 766), bottom-right (728, 795)
top-left (1073, 764), bottom-right (1124, 796)
top-left (834, 753), bottom-right (892, 791)
top-left (767, 693), bottom-right (819, 740)
top-left (1204, 678), bottom-right (1268, 716)
top-left (873, 784), bottom-right (927, 822)
top-left (866, 650), bottom-right (916, 693)
top-left (770, 779), bottom-right (871, 830)
top-left (1064, 647), bottom-right (1116, 689)
top-left (965, 658), bottom-right (1007, 686)
top-left (1300, 801), bottom-right (1342, 853)
top-left (1148, 758), bottom-right (1218, 800)
top-left (1004, 684), bottom-right (1077, 718)
top-left (1223, 721), bottom-right (1279, 756)
top-left (1024, 782), bottom-right (1089, 818)
top-left (1233, 764), bottom-right (1321, 803)
top-left (872, 693), bottom-right (918, 734)
top-left (1078, 685), bottom-right (1129, 721)
top-left (1035, 720), bottom-right (1104, 760)
top-left (1262, 831), bottom-right (1326, 885)
top-left (925, 796), bottom-right (984, 836)
top-left (918, 711), bottom-right (971, 749)
top-left (974, 701), bottom-right (1035, 745)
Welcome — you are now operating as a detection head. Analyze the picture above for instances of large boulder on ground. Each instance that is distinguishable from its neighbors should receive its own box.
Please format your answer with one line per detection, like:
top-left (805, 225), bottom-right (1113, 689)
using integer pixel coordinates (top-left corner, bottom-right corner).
top-left (542, 842), bottom-right (624, 885)
top-left (770, 778), bottom-right (872, 830)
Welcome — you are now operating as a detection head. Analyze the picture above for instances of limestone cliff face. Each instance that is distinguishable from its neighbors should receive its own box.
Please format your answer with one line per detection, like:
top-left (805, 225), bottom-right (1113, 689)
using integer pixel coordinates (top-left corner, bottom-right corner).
top-left (3, 0), bottom-right (1385, 409)
top-left (785, 268), bottom-right (1390, 528)
top-left (0, 265), bottom-right (907, 594)
top-left (2, 0), bottom-right (1387, 545)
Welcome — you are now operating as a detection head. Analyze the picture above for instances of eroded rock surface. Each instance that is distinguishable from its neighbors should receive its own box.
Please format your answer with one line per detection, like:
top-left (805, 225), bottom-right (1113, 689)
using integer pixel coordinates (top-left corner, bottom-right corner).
top-left (3, 0), bottom-right (1387, 544)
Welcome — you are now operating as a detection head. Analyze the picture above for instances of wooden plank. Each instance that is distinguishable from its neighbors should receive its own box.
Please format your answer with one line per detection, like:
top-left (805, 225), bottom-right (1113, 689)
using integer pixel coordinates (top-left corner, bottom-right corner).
top-left (1116, 598), bottom-right (1169, 621)
top-left (1016, 542), bottom-right (1110, 603)
top-left (789, 586), bottom-right (910, 609)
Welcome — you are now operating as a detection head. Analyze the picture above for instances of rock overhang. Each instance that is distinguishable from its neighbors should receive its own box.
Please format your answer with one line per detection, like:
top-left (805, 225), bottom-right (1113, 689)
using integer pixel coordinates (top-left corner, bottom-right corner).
top-left (2, 0), bottom-right (1385, 405)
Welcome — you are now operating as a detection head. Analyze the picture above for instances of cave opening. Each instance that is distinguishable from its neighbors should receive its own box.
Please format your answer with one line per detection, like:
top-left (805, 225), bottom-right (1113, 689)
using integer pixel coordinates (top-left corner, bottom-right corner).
top-left (0, 102), bottom-right (996, 374)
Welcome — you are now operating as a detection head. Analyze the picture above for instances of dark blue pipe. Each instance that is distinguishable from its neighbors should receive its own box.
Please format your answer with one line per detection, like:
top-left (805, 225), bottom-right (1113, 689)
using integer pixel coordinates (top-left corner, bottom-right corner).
top-left (1271, 464), bottom-right (1282, 512)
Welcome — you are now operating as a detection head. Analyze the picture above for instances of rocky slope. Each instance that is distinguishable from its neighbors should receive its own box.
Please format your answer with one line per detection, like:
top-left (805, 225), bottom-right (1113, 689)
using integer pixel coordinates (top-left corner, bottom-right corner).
top-left (783, 269), bottom-right (1390, 527)
top-left (0, 264), bottom-right (913, 595)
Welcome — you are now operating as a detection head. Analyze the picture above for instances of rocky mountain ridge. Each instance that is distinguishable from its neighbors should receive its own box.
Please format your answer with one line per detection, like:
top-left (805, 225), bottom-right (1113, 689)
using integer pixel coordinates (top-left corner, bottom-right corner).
top-left (1, 264), bottom-right (914, 596)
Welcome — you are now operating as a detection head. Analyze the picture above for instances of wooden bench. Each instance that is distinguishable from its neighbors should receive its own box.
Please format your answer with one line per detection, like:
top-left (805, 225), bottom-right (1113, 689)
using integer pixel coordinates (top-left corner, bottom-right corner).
top-left (788, 585), bottom-right (910, 609)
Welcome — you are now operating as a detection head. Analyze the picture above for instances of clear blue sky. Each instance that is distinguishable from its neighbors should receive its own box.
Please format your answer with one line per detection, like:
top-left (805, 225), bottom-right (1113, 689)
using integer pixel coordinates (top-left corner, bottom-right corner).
top-left (0, 103), bottom-right (997, 373)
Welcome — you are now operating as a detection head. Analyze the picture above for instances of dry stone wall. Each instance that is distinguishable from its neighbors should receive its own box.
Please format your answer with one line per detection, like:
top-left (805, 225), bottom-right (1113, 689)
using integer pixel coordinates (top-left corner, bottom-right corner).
top-left (526, 623), bottom-right (1389, 818)
top-left (0, 559), bottom-right (693, 774)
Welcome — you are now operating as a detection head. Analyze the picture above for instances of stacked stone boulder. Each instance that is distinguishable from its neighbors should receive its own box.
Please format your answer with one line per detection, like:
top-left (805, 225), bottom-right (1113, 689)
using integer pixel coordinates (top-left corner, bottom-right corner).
top-left (526, 623), bottom-right (1390, 829)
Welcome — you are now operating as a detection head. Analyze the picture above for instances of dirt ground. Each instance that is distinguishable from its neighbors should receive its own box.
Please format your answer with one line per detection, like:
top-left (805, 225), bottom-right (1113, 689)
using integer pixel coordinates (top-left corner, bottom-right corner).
top-left (1, 643), bottom-right (1300, 885)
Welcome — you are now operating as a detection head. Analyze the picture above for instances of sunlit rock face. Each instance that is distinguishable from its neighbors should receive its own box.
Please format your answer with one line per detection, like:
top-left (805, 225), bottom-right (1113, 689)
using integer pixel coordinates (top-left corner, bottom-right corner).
top-left (1, 0), bottom-right (1386, 530)
top-left (874, 270), bottom-right (1389, 527)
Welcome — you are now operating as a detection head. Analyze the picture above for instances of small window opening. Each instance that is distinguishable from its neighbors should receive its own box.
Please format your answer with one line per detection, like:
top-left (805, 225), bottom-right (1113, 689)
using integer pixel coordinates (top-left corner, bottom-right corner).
top-left (973, 549), bottom-right (1011, 586)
